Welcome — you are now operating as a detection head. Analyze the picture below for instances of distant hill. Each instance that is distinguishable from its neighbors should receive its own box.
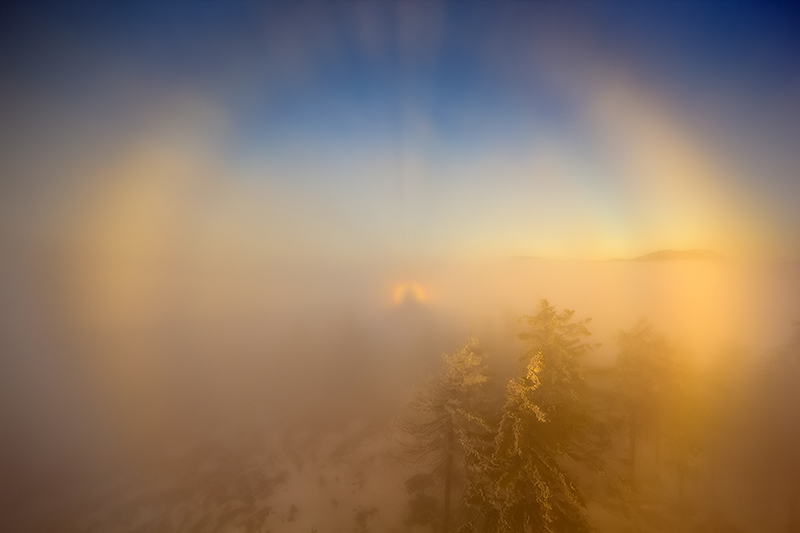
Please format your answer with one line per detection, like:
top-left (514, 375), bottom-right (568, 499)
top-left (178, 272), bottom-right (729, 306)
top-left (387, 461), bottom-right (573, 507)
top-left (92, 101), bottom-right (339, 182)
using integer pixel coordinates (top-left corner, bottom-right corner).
top-left (632, 249), bottom-right (724, 261)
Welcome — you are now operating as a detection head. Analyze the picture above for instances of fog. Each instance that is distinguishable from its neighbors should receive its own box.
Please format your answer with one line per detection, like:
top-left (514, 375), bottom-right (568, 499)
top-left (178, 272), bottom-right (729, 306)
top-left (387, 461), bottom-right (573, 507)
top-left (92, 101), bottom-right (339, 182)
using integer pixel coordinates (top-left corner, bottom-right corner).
top-left (2, 1), bottom-right (800, 532)
top-left (2, 205), bottom-right (800, 531)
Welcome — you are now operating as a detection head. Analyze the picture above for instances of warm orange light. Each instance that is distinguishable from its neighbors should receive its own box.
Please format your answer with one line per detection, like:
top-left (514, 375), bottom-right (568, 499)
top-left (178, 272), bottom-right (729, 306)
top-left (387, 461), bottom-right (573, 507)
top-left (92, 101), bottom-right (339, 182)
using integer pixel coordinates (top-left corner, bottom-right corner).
top-left (392, 281), bottom-right (428, 305)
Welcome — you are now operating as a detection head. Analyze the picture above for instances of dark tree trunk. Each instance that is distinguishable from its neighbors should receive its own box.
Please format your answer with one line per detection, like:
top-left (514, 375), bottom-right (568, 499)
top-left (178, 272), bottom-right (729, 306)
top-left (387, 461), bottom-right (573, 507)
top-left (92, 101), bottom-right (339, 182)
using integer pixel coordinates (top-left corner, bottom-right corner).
top-left (443, 424), bottom-right (455, 533)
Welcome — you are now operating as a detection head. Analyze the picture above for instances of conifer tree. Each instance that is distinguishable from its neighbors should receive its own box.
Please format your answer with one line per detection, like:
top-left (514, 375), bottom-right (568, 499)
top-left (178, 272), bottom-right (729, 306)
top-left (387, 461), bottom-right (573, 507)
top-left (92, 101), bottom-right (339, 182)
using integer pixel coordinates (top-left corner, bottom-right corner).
top-left (614, 319), bottom-right (675, 486)
top-left (463, 299), bottom-right (601, 533)
top-left (743, 322), bottom-right (800, 531)
top-left (399, 339), bottom-right (489, 533)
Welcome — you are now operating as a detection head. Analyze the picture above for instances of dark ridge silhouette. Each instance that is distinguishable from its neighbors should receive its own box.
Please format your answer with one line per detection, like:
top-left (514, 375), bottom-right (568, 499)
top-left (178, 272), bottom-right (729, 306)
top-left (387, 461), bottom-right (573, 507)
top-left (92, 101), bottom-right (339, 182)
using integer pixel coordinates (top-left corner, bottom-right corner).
top-left (632, 249), bottom-right (724, 261)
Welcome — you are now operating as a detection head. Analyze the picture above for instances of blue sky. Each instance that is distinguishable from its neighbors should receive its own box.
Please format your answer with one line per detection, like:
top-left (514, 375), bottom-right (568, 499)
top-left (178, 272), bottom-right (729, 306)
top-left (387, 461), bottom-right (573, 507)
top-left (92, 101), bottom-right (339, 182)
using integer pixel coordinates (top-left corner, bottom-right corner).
top-left (2, 1), bottom-right (799, 262)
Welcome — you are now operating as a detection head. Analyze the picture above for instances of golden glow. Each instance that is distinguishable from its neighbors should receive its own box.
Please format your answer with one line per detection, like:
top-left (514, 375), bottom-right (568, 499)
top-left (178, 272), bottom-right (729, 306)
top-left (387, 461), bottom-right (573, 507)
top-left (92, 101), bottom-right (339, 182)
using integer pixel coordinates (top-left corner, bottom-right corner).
top-left (392, 281), bottom-right (428, 305)
top-left (586, 78), bottom-right (765, 257)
